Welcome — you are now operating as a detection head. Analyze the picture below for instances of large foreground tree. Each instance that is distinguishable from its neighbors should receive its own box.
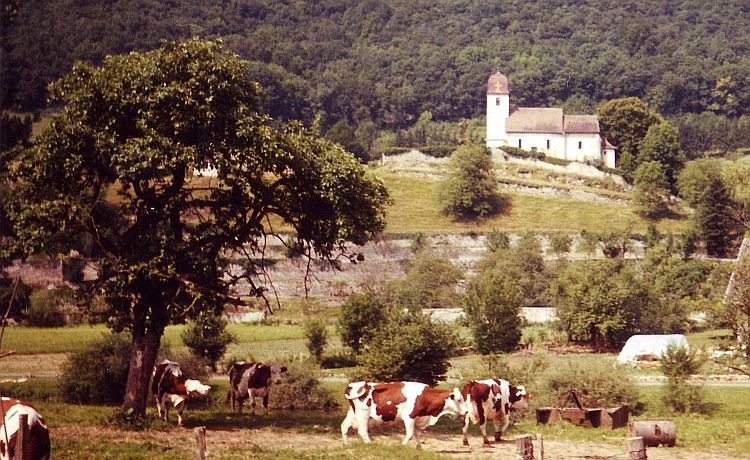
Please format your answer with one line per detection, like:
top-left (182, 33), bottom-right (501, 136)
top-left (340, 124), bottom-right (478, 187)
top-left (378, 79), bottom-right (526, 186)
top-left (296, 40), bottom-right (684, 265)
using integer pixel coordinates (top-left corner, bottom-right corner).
top-left (2, 39), bottom-right (389, 415)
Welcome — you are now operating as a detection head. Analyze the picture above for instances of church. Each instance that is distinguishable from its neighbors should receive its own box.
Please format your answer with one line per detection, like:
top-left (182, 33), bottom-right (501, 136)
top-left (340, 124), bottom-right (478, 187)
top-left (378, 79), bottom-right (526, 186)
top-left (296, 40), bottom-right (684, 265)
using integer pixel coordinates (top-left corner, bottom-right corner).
top-left (486, 72), bottom-right (616, 168)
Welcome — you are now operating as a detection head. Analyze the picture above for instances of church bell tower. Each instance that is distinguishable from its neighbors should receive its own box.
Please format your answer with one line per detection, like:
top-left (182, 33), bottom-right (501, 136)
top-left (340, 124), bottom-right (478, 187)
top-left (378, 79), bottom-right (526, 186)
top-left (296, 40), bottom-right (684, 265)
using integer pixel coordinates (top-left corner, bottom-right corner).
top-left (486, 71), bottom-right (509, 148)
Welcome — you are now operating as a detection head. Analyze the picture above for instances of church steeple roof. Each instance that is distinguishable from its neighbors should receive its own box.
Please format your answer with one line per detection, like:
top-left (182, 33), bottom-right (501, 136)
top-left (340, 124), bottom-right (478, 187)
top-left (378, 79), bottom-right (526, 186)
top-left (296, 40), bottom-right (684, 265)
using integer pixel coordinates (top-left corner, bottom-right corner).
top-left (487, 72), bottom-right (509, 95)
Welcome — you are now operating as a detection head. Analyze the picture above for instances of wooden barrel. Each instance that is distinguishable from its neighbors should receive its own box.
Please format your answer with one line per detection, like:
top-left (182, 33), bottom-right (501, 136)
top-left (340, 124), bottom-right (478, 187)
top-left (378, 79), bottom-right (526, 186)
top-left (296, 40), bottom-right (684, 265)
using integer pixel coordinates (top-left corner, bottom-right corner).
top-left (626, 436), bottom-right (647, 459)
top-left (628, 420), bottom-right (676, 447)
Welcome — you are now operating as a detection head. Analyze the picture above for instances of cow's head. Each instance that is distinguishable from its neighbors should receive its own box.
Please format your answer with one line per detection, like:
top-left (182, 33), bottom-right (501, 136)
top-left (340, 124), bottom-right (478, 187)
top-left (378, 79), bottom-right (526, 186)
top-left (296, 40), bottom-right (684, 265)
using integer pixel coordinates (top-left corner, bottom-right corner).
top-left (269, 364), bottom-right (287, 385)
top-left (185, 379), bottom-right (212, 398)
top-left (510, 385), bottom-right (530, 411)
top-left (445, 387), bottom-right (469, 418)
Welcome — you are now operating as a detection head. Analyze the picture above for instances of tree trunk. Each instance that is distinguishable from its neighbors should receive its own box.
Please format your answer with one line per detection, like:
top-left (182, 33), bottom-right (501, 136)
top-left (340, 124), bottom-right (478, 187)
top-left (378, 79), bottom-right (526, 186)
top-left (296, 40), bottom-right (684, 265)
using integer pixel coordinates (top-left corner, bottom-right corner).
top-left (122, 328), bottom-right (162, 416)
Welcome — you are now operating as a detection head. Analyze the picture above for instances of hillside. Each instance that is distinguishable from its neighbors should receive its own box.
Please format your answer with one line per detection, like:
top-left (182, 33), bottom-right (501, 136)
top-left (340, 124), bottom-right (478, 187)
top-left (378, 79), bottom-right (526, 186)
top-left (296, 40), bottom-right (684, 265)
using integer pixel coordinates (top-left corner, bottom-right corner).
top-left (4, 0), bottom-right (750, 129)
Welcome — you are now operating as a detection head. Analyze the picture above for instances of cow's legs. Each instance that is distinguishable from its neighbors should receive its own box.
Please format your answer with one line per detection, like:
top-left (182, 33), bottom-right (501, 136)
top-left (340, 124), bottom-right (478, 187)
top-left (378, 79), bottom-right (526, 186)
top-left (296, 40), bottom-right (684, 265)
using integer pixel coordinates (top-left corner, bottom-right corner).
top-left (413, 426), bottom-right (422, 450)
top-left (155, 395), bottom-right (164, 419)
top-left (355, 412), bottom-right (371, 443)
top-left (498, 414), bottom-right (510, 440)
top-left (401, 418), bottom-right (416, 446)
top-left (248, 389), bottom-right (256, 415)
top-left (492, 417), bottom-right (502, 442)
top-left (175, 401), bottom-right (185, 427)
top-left (159, 394), bottom-right (170, 422)
top-left (262, 394), bottom-right (269, 415)
top-left (462, 414), bottom-right (471, 446)
top-left (340, 408), bottom-right (355, 443)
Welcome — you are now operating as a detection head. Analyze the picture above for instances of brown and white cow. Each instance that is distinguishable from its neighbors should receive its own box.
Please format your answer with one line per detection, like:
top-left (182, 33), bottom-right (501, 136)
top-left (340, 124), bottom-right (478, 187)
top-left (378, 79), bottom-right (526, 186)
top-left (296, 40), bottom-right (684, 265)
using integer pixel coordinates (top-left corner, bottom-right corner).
top-left (151, 360), bottom-right (211, 426)
top-left (227, 361), bottom-right (287, 415)
top-left (461, 378), bottom-right (530, 446)
top-left (0, 397), bottom-right (50, 460)
top-left (341, 381), bottom-right (469, 449)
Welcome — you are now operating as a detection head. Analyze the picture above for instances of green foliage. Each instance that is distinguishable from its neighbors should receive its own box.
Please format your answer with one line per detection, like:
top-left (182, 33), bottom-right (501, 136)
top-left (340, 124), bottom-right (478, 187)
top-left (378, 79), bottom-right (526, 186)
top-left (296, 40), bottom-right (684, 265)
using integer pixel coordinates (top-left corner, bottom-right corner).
top-left (537, 360), bottom-right (640, 410)
top-left (303, 317), bottom-right (328, 362)
top-left (389, 252), bottom-right (463, 311)
top-left (597, 97), bottom-right (662, 180)
top-left (440, 145), bottom-right (505, 220)
top-left (694, 173), bottom-right (737, 257)
top-left (0, 275), bottom-right (30, 319)
top-left (269, 362), bottom-right (339, 410)
top-left (478, 232), bottom-right (548, 304)
top-left (547, 234), bottom-right (572, 258)
top-left (725, 256), bottom-right (750, 366)
top-left (674, 112), bottom-right (750, 160)
top-left (632, 161), bottom-right (671, 218)
top-left (410, 232), bottom-right (430, 254)
top-left (660, 344), bottom-right (711, 414)
top-left (320, 349), bottom-right (357, 369)
top-left (4, 39), bottom-right (389, 413)
top-left (0, 112), bottom-right (31, 151)
top-left (59, 333), bottom-right (131, 404)
top-left (337, 292), bottom-right (389, 353)
top-left (553, 259), bottom-right (665, 348)
top-left (181, 312), bottom-right (235, 371)
top-left (359, 314), bottom-right (461, 386)
top-left (485, 228), bottom-right (510, 252)
top-left (639, 120), bottom-right (685, 190)
top-left (465, 269), bottom-right (524, 354)
top-left (326, 120), bottom-right (367, 163)
top-left (27, 288), bottom-right (67, 327)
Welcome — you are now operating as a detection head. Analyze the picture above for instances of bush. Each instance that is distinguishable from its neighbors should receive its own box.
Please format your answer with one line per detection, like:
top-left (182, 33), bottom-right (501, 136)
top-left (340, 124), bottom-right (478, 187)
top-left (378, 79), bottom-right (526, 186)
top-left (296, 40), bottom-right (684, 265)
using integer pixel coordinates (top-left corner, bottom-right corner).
top-left (181, 312), bottom-right (236, 371)
top-left (337, 292), bottom-right (390, 353)
top-left (27, 288), bottom-right (67, 327)
top-left (359, 314), bottom-right (462, 386)
top-left (485, 228), bottom-right (510, 252)
top-left (465, 270), bottom-right (524, 354)
top-left (303, 318), bottom-right (328, 362)
top-left (660, 344), bottom-right (712, 414)
top-left (158, 342), bottom-right (211, 381)
top-left (440, 145), bottom-right (505, 220)
top-left (59, 333), bottom-right (131, 404)
top-left (418, 145), bottom-right (455, 158)
top-left (320, 350), bottom-right (357, 369)
top-left (389, 252), bottom-right (464, 311)
top-left (268, 362), bottom-right (339, 410)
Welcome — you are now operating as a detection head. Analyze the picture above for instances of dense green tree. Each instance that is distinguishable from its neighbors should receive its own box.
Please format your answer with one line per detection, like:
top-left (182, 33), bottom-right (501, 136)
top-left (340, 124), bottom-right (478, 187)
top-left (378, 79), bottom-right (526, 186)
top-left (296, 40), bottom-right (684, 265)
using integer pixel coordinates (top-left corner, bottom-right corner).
top-left (632, 161), bottom-right (671, 218)
top-left (325, 120), bottom-right (367, 163)
top-left (597, 97), bottom-right (662, 180)
top-left (553, 259), bottom-right (663, 348)
top-left (440, 145), bottom-right (504, 220)
top-left (389, 252), bottom-right (463, 311)
top-left (694, 174), bottom-right (737, 257)
top-left (181, 312), bottom-right (235, 371)
top-left (465, 269), bottom-right (523, 354)
top-left (337, 292), bottom-right (389, 353)
top-left (478, 232), bottom-right (548, 304)
top-left (2, 39), bottom-right (390, 416)
top-left (722, 156), bottom-right (750, 232)
top-left (359, 313), bottom-right (461, 386)
top-left (639, 120), bottom-right (684, 190)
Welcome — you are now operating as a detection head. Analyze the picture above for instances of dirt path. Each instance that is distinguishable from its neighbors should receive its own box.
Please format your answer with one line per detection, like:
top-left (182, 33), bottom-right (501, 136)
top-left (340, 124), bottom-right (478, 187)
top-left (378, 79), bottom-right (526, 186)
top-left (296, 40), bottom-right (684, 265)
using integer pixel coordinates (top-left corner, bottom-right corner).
top-left (52, 426), bottom-right (745, 459)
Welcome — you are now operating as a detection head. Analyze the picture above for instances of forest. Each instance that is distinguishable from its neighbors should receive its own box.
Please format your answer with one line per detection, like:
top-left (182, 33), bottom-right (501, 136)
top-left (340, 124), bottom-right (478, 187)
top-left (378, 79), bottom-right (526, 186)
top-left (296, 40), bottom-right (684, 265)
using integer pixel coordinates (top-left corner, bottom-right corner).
top-left (3, 0), bottom-right (750, 137)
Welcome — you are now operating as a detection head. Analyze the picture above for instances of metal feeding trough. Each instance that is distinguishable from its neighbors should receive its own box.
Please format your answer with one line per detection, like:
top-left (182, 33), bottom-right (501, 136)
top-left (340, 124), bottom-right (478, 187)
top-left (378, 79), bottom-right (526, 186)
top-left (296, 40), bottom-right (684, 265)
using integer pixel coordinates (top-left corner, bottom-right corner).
top-left (536, 389), bottom-right (629, 429)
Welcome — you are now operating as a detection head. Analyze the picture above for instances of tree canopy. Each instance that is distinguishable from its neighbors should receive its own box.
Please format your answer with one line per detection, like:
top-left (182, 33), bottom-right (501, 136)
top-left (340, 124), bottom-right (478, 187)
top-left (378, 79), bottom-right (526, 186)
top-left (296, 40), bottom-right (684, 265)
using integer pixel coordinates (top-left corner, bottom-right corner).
top-left (1, 38), bottom-right (390, 415)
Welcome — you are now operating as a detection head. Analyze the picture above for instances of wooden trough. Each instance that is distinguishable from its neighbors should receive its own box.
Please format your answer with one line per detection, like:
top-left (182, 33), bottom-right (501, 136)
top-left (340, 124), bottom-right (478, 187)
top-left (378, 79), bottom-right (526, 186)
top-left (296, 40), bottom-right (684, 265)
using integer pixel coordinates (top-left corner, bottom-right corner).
top-left (535, 390), bottom-right (629, 429)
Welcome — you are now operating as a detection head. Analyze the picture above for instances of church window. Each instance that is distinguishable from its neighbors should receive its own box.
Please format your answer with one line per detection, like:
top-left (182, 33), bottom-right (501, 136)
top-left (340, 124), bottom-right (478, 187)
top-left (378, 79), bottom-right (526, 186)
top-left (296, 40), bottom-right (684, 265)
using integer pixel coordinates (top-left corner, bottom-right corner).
top-left (518, 139), bottom-right (522, 148)
top-left (546, 140), bottom-right (550, 149)
top-left (495, 97), bottom-right (500, 106)
top-left (578, 141), bottom-right (582, 149)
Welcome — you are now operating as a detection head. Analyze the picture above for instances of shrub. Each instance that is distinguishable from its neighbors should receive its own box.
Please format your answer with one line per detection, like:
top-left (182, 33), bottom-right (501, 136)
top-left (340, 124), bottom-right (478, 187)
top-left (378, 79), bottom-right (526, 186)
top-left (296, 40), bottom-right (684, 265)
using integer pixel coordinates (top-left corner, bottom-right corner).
top-left (303, 318), bottom-right (328, 362)
top-left (268, 362), bottom-right (339, 410)
top-left (660, 344), bottom-right (712, 414)
top-left (440, 145), bottom-right (505, 220)
top-left (59, 333), bottom-right (131, 404)
top-left (389, 252), bottom-right (463, 311)
top-left (0, 276), bottom-right (31, 319)
top-left (485, 228), bottom-right (510, 252)
top-left (359, 314), bottom-right (462, 386)
top-left (181, 312), bottom-right (236, 371)
top-left (337, 292), bottom-right (389, 353)
top-left (465, 270), bottom-right (524, 354)
top-left (27, 288), bottom-right (67, 327)
top-left (320, 350), bottom-right (357, 369)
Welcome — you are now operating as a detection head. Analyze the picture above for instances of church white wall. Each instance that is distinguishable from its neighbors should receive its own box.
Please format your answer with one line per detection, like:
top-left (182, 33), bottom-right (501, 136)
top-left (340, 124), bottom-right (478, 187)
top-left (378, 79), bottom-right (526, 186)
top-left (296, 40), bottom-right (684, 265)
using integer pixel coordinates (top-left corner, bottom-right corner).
top-left (507, 133), bottom-right (565, 157)
top-left (565, 133), bottom-right (601, 163)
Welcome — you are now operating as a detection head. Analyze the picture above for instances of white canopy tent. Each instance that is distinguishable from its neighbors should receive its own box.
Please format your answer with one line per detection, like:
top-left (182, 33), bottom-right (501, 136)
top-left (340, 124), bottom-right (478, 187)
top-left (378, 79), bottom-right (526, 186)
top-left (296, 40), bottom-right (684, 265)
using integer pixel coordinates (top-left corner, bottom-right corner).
top-left (617, 334), bottom-right (689, 365)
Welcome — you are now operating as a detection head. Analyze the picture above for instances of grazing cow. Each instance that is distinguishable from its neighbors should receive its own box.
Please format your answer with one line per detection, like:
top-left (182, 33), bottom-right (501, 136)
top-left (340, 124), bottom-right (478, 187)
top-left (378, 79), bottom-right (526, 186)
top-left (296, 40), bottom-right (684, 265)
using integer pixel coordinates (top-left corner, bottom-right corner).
top-left (461, 379), bottom-right (530, 446)
top-left (227, 361), bottom-right (287, 415)
top-left (341, 381), bottom-right (469, 449)
top-left (0, 397), bottom-right (50, 460)
top-left (151, 360), bottom-right (211, 426)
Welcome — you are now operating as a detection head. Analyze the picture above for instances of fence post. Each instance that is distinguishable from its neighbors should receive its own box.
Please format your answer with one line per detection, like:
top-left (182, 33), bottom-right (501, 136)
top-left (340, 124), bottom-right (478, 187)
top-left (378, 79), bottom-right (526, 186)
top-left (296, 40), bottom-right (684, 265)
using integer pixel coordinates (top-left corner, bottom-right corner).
top-left (626, 436), bottom-right (647, 460)
top-left (15, 414), bottom-right (28, 460)
top-left (537, 433), bottom-right (544, 460)
top-left (514, 434), bottom-right (534, 460)
top-left (194, 426), bottom-right (207, 460)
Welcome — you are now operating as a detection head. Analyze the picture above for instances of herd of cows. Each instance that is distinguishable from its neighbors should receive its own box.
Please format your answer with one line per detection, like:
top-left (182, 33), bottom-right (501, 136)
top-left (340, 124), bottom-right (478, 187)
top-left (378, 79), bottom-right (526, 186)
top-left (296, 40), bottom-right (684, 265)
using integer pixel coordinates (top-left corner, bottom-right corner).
top-left (0, 359), bottom-right (529, 459)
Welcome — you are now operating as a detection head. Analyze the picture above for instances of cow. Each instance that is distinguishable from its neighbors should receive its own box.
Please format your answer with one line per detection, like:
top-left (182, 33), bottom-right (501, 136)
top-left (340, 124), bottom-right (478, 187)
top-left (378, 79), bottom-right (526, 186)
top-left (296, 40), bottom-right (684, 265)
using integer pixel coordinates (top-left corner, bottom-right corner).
top-left (0, 397), bottom-right (50, 460)
top-left (461, 378), bottom-right (530, 446)
top-left (227, 361), bottom-right (287, 415)
top-left (341, 381), bottom-right (469, 449)
top-left (151, 360), bottom-right (211, 426)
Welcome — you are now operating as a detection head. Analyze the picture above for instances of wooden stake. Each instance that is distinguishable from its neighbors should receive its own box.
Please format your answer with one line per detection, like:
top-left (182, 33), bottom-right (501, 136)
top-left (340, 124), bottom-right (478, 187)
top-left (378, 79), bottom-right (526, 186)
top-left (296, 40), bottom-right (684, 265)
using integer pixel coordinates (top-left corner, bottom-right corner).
top-left (538, 433), bottom-right (544, 460)
top-left (194, 426), bottom-right (207, 460)
top-left (515, 434), bottom-right (534, 460)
